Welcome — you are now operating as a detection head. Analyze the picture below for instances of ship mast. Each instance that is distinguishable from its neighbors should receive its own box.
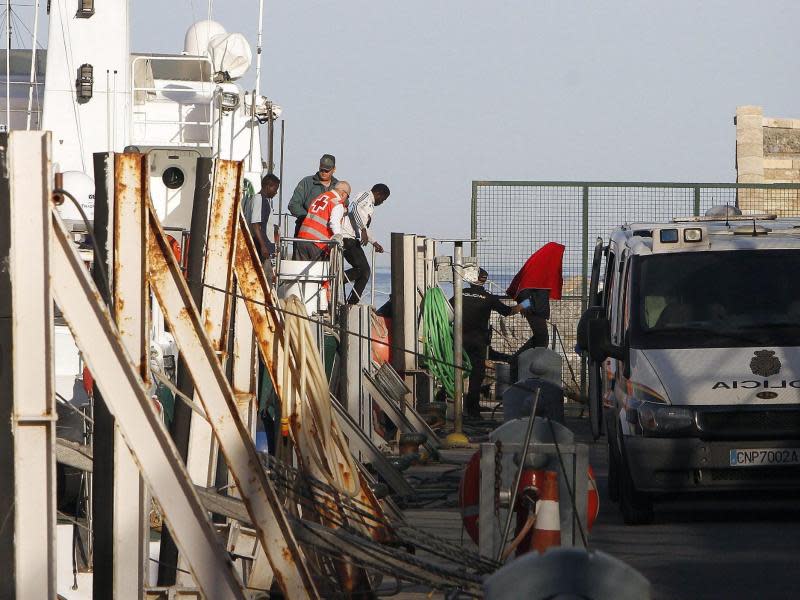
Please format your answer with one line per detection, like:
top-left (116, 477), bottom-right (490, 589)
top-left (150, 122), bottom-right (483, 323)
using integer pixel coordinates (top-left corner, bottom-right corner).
top-left (25, 0), bottom-right (39, 130)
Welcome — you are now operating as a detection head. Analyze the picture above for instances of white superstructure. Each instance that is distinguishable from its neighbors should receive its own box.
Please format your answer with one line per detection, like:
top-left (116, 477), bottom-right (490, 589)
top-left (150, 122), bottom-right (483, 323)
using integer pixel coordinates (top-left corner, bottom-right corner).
top-left (0, 6), bottom-right (282, 596)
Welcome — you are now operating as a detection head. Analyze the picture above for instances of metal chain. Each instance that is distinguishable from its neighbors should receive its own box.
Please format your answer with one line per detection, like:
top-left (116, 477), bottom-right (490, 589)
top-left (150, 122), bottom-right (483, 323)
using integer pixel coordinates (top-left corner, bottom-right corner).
top-left (494, 439), bottom-right (503, 516)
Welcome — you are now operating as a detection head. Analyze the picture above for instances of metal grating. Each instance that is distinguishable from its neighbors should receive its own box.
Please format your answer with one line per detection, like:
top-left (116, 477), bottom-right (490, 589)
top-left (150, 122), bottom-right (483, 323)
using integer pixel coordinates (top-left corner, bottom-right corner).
top-left (471, 181), bottom-right (800, 399)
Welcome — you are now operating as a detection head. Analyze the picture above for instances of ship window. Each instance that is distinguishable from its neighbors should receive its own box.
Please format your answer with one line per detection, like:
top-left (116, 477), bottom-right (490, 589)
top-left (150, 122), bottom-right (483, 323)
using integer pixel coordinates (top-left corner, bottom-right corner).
top-left (162, 167), bottom-right (185, 190)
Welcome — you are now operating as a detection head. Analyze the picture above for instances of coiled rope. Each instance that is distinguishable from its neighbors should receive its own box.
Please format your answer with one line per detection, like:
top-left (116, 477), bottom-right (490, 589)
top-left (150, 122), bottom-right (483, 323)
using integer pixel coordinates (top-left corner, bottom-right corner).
top-left (280, 295), bottom-right (361, 498)
top-left (422, 287), bottom-right (471, 398)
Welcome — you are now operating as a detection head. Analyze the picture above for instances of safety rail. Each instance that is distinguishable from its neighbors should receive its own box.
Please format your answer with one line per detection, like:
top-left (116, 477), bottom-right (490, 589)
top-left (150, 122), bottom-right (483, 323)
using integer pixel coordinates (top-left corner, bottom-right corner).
top-left (550, 322), bottom-right (582, 402)
top-left (130, 55), bottom-right (215, 147)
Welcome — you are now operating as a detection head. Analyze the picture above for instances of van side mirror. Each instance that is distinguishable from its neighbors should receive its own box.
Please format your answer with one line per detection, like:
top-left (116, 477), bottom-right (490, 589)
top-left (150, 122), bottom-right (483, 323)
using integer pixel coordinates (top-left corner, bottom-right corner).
top-left (587, 316), bottom-right (625, 362)
top-left (576, 306), bottom-right (604, 353)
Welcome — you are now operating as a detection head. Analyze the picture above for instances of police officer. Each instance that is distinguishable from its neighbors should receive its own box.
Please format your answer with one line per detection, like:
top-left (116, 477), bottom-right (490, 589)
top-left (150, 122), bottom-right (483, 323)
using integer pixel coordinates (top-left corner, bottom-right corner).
top-left (453, 269), bottom-right (528, 418)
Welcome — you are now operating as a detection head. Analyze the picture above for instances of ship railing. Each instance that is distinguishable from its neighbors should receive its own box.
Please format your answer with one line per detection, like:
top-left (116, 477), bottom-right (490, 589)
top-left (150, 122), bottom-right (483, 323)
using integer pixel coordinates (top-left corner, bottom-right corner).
top-left (130, 55), bottom-right (215, 147)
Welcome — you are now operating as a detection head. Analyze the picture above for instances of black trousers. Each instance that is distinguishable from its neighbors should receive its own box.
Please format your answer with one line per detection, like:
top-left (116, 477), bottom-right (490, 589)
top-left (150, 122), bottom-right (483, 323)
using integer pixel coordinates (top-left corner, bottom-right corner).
top-left (511, 316), bottom-right (550, 381)
top-left (464, 341), bottom-right (487, 416)
top-left (342, 238), bottom-right (371, 304)
top-left (293, 240), bottom-right (325, 261)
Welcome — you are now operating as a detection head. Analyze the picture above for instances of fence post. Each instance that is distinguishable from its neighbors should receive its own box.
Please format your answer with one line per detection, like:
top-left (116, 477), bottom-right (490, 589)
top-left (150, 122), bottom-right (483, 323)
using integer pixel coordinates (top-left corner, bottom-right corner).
top-left (694, 186), bottom-right (701, 216)
top-left (471, 181), bottom-right (478, 258)
top-left (580, 186), bottom-right (589, 402)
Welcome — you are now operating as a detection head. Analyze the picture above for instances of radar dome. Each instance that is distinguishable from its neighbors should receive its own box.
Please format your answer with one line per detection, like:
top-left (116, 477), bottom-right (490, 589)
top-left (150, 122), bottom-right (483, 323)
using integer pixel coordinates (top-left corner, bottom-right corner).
top-left (184, 20), bottom-right (226, 56)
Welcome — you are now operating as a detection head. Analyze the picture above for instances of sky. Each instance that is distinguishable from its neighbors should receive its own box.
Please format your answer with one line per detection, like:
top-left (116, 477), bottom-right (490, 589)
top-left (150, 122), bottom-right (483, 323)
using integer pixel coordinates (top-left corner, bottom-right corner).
top-left (22, 1), bottom-right (800, 265)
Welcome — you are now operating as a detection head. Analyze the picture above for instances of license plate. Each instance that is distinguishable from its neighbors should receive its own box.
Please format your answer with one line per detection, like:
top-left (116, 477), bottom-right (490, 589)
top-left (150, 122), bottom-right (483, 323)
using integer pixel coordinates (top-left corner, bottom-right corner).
top-left (729, 448), bottom-right (800, 467)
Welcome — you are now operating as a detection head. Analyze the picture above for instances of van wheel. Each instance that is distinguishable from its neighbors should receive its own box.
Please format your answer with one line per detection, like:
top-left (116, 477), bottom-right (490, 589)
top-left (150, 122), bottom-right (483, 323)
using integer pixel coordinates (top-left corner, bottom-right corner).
top-left (607, 437), bottom-right (620, 503)
top-left (620, 450), bottom-right (654, 525)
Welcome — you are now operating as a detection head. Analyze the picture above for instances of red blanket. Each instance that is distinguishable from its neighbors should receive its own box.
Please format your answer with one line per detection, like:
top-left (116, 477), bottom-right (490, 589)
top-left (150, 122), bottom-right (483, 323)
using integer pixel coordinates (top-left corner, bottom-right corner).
top-left (506, 242), bottom-right (565, 300)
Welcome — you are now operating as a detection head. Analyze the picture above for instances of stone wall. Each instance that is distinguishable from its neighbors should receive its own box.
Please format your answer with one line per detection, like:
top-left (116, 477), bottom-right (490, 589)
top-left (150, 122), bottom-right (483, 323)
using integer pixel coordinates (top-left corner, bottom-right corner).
top-left (735, 105), bottom-right (800, 214)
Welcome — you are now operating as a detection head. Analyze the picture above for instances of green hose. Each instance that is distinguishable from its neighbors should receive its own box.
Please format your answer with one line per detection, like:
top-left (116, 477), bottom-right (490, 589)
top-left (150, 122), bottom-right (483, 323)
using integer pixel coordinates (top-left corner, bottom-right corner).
top-left (422, 287), bottom-right (471, 399)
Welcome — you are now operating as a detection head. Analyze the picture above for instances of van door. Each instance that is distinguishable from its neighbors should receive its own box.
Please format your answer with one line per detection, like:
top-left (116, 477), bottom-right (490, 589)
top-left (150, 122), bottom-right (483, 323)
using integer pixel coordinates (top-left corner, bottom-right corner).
top-left (587, 237), bottom-right (605, 439)
top-left (613, 254), bottom-right (633, 412)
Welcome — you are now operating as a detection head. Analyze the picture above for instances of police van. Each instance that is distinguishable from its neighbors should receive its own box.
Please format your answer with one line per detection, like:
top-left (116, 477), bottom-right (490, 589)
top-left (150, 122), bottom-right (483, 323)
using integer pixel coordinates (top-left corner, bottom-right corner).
top-left (582, 210), bottom-right (800, 524)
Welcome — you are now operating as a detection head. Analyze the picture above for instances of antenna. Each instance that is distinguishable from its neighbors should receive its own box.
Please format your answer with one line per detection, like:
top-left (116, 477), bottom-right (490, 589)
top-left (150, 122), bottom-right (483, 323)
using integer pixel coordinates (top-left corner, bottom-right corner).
top-left (254, 0), bottom-right (264, 98)
top-left (25, 0), bottom-right (40, 130)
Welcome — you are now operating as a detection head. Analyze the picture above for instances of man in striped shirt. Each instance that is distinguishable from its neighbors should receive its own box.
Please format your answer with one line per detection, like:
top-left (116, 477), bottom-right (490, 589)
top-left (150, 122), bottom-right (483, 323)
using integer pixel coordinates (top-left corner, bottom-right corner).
top-left (341, 183), bottom-right (391, 304)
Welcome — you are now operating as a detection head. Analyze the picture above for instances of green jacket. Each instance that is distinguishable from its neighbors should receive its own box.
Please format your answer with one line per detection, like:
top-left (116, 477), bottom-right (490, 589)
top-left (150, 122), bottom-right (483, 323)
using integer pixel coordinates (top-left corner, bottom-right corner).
top-left (287, 172), bottom-right (339, 219)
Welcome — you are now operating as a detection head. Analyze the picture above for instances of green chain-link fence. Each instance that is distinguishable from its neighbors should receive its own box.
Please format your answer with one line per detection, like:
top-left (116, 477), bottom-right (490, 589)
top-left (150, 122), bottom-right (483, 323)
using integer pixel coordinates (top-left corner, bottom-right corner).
top-left (471, 181), bottom-right (800, 400)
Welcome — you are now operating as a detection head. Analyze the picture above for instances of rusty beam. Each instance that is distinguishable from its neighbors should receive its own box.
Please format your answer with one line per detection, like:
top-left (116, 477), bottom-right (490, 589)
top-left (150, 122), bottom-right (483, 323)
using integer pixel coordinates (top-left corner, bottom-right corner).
top-left (111, 152), bottom-right (149, 599)
top-left (160, 156), bottom-right (214, 585)
top-left (146, 202), bottom-right (319, 599)
top-left (51, 202), bottom-right (246, 600)
top-left (185, 160), bottom-right (240, 490)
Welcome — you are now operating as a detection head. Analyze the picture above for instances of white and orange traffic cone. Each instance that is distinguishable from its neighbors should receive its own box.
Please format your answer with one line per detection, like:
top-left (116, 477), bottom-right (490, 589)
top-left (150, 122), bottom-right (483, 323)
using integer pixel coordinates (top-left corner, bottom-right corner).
top-left (530, 470), bottom-right (561, 553)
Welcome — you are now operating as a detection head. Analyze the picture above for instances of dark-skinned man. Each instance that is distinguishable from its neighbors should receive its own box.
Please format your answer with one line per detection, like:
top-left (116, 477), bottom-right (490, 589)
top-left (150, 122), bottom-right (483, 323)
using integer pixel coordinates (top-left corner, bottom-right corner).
top-left (341, 183), bottom-right (391, 304)
top-left (250, 173), bottom-right (280, 263)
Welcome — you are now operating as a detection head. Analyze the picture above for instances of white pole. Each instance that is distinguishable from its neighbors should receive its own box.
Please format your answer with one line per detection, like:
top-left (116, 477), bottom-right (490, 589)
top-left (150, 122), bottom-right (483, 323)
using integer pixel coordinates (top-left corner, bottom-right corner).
top-left (6, 0), bottom-right (11, 131)
top-left (254, 0), bottom-right (264, 98)
top-left (106, 70), bottom-right (111, 150)
top-left (370, 244), bottom-right (376, 306)
top-left (25, 0), bottom-right (39, 130)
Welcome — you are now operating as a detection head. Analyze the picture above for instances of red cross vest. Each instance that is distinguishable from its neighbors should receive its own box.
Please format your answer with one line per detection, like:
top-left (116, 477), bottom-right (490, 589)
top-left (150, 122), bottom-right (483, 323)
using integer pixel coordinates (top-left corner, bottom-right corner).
top-left (298, 191), bottom-right (344, 251)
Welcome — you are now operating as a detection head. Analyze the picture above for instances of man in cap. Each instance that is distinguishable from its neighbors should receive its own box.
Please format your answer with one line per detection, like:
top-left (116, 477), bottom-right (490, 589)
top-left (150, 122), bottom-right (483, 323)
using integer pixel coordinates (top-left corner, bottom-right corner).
top-left (452, 269), bottom-right (529, 418)
top-left (288, 154), bottom-right (339, 237)
top-left (341, 183), bottom-right (391, 304)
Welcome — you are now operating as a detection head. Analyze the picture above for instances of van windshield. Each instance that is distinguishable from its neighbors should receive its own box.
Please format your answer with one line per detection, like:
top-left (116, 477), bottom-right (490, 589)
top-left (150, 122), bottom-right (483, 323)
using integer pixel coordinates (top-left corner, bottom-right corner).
top-left (632, 250), bottom-right (800, 349)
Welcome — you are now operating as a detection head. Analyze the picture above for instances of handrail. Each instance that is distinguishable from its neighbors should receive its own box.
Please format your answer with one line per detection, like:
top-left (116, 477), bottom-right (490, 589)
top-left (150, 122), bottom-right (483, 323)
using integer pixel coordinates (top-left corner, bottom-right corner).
top-left (130, 55), bottom-right (215, 147)
top-left (473, 179), bottom-right (800, 190)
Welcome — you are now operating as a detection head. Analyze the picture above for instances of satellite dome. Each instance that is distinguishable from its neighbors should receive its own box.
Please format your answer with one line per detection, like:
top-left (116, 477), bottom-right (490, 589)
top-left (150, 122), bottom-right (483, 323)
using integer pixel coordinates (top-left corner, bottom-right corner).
top-left (184, 20), bottom-right (226, 56)
top-left (208, 32), bottom-right (252, 80)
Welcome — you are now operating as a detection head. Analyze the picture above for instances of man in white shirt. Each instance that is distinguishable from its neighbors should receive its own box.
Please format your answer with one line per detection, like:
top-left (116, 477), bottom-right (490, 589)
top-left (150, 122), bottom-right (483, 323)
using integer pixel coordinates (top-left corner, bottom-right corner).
top-left (341, 183), bottom-right (390, 304)
top-left (249, 173), bottom-right (280, 261)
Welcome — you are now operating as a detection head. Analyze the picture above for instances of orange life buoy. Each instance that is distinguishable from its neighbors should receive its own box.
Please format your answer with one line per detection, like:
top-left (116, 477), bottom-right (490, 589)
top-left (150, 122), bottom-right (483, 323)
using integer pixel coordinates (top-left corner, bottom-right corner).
top-left (166, 234), bottom-right (182, 264)
top-left (370, 314), bottom-right (391, 365)
top-left (458, 451), bottom-right (601, 545)
top-left (459, 450), bottom-right (481, 543)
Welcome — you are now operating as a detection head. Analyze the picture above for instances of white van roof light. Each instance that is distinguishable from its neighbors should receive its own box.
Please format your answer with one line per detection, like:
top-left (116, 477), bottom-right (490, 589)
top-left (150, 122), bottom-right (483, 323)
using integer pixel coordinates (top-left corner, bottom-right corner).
top-left (705, 205), bottom-right (742, 218)
top-left (673, 212), bottom-right (777, 223)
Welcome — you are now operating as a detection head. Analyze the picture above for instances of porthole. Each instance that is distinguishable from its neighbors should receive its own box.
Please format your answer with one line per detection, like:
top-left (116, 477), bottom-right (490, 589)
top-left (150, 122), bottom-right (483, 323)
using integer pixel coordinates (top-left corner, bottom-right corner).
top-left (162, 166), bottom-right (185, 190)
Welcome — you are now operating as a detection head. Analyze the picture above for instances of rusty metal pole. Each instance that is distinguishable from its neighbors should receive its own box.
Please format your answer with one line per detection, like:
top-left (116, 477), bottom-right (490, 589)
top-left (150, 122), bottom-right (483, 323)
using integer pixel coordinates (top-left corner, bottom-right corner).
top-left (158, 156), bottom-right (214, 585)
top-left (51, 210), bottom-right (247, 600)
top-left (91, 151), bottom-right (116, 599)
top-left (110, 152), bottom-right (150, 599)
top-left (446, 241), bottom-right (468, 446)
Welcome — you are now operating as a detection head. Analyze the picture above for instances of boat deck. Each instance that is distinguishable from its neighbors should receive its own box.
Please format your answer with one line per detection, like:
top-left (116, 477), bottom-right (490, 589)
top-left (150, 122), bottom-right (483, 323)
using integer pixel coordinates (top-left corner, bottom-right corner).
top-left (387, 405), bottom-right (591, 599)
